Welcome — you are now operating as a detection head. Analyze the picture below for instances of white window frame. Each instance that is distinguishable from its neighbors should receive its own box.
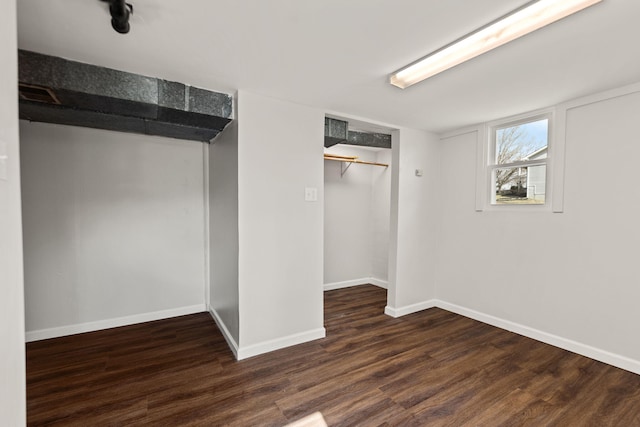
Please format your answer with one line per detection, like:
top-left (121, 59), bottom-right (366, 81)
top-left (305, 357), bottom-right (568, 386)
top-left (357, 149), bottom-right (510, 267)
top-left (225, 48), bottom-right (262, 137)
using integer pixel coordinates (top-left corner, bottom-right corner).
top-left (476, 108), bottom-right (556, 212)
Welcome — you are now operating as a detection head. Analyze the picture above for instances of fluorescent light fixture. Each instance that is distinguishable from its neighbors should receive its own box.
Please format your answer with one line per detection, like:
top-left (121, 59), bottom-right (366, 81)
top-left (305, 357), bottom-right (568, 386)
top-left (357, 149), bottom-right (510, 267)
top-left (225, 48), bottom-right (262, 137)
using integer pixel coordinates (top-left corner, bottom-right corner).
top-left (389, 0), bottom-right (602, 89)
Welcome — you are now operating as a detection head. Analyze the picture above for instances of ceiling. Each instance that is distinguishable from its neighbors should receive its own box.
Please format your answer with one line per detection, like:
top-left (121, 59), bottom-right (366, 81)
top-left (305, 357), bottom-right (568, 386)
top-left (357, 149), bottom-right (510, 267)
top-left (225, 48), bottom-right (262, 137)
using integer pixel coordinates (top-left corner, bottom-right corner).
top-left (16, 1), bottom-right (640, 134)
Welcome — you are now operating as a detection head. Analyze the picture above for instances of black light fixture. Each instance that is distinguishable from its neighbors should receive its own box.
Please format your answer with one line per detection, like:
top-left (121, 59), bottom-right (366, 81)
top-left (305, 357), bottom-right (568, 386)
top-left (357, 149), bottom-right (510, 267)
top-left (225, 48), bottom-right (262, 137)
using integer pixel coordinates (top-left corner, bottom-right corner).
top-left (103, 0), bottom-right (133, 34)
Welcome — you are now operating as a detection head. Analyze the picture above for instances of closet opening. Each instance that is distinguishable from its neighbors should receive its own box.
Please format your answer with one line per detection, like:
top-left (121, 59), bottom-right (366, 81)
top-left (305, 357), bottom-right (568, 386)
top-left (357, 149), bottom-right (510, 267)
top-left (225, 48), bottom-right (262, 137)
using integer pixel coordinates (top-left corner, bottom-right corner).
top-left (323, 116), bottom-right (393, 320)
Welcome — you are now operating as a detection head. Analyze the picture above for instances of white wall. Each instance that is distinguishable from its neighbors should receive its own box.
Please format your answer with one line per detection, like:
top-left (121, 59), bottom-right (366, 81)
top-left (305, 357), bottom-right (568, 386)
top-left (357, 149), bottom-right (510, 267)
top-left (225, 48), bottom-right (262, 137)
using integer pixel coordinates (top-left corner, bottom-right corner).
top-left (323, 145), bottom-right (390, 287)
top-left (437, 86), bottom-right (640, 370)
top-left (386, 129), bottom-right (441, 315)
top-left (209, 119), bottom-right (240, 348)
top-left (21, 123), bottom-right (206, 339)
top-left (372, 149), bottom-right (392, 282)
top-left (0, 0), bottom-right (26, 423)
top-left (237, 91), bottom-right (325, 357)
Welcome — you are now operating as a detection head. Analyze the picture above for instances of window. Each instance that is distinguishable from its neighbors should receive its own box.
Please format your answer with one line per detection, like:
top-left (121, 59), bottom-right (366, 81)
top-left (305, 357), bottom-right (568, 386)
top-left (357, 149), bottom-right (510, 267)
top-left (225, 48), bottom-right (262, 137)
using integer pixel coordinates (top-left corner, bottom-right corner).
top-left (488, 114), bottom-right (550, 206)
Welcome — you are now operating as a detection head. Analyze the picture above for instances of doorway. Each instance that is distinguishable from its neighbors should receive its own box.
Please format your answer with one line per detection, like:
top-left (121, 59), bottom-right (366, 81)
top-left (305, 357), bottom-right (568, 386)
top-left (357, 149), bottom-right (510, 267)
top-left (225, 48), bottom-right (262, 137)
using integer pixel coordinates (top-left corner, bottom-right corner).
top-left (322, 116), bottom-right (393, 309)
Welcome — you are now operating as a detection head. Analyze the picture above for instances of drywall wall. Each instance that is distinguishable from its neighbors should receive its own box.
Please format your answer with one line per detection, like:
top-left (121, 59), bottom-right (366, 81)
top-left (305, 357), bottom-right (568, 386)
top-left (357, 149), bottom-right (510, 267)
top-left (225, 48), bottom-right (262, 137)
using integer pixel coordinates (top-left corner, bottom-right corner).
top-left (209, 118), bottom-right (240, 348)
top-left (437, 87), bottom-right (640, 368)
top-left (386, 128), bottom-right (441, 315)
top-left (324, 145), bottom-right (374, 285)
top-left (236, 91), bottom-right (325, 357)
top-left (21, 123), bottom-right (206, 339)
top-left (371, 149), bottom-right (392, 282)
top-left (324, 145), bottom-right (390, 287)
top-left (0, 0), bottom-right (26, 423)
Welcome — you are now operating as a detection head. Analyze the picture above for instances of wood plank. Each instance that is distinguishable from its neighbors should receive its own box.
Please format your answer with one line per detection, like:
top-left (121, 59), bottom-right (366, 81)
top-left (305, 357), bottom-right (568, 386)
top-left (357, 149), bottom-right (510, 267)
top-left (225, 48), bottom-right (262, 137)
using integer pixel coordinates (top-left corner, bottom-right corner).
top-left (26, 285), bottom-right (640, 426)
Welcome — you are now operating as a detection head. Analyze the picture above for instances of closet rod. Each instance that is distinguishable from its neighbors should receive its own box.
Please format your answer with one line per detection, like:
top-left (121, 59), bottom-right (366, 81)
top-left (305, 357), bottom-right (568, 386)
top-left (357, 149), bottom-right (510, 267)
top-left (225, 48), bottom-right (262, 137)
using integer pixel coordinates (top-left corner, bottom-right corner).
top-left (323, 154), bottom-right (388, 168)
top-left (324, 153), bottom-right (358, 161)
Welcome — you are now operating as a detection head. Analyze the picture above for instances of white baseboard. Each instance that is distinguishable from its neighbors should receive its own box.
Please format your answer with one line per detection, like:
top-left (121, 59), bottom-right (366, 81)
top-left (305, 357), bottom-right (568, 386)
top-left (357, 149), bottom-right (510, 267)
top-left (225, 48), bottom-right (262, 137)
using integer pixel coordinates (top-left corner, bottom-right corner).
top-left (27, 293), bottom-right (640, 375)
top-left (209, 305), bottom-right (326, 361)
top-left (435, 300), bottom-right (640, 376)
top-left (208, 306), bottom-right (239, 359)
top-left (368, 277), bottom-right (388, 289)
top-left (237, 327), bottom-right (326, 361)
top-left (324, 277), bottom-right (388, 291)
top-left (384, 299), bottom-right (437, 318)
top-left (25, 304), bottom-right (206, 342)
top-left (385, 297), bottom-right (640, 376)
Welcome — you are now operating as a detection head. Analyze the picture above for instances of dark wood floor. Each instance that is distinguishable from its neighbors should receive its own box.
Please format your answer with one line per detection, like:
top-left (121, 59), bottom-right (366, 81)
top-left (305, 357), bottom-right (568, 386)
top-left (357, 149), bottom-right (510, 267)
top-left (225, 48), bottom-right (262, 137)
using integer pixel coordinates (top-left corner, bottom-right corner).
top-left (27, 286), bottom-right (640, 426)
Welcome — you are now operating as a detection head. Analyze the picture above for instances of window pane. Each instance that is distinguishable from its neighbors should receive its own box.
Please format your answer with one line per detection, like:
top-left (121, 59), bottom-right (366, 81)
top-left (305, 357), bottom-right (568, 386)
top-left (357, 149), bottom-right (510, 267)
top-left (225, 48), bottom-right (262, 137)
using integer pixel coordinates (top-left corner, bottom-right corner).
top-left (493, 165), bottom-right (546, 205)
top-left (495, 119), bottom-right (548, 164)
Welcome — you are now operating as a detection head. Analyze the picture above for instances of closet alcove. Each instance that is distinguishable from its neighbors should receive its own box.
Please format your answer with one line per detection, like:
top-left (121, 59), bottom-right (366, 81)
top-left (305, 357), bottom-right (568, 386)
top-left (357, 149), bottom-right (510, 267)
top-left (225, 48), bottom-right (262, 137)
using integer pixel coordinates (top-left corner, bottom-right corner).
top-left (323, 119), bottom-right (392, 294)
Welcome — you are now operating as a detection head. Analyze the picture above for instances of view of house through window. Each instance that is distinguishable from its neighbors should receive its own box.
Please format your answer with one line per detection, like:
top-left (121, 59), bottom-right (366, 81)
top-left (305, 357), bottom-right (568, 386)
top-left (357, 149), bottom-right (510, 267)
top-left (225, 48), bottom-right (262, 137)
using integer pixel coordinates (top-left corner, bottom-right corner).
top-left (491, 117), bottom-right (548, 205)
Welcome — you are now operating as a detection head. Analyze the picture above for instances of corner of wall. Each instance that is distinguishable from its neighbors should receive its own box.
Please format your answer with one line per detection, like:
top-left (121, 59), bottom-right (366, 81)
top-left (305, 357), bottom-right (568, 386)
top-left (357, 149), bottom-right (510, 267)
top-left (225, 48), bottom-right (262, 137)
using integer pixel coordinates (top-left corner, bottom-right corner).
top-left (387, 128), bottom-right (440, 309)
top-left (0, 0), bottom-right (26, 423)
top-left (236, 91), bottom-right (324, 353)
top-left (208, 305), bottom-right (239, 359)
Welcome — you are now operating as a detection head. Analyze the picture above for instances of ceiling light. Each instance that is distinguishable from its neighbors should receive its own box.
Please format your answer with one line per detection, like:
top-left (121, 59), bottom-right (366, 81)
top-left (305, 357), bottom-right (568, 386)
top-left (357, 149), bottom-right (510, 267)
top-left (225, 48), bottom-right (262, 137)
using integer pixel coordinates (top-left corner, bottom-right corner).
top-left (389, 0), bottom-right (603, 89)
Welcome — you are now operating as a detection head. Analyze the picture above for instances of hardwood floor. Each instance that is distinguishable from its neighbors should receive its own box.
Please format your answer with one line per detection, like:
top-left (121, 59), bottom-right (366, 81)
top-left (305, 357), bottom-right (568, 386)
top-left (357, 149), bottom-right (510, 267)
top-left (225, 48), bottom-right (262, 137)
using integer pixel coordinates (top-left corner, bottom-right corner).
top-left (27, 285), bottom-right (640, 426)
